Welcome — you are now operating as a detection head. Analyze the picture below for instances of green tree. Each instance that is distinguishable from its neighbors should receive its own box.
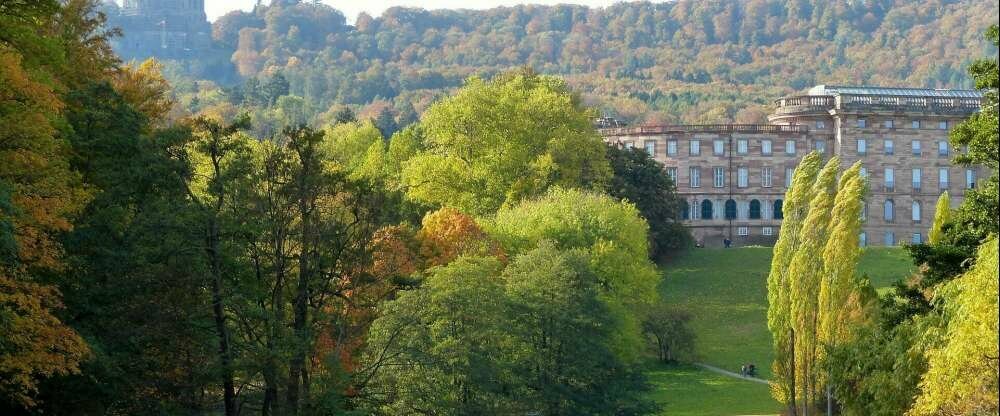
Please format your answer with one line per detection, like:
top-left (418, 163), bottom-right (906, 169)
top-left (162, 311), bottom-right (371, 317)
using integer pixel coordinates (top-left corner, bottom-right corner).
top-left (402, 69), bottom-right (611, 216)
top-left (766, 151), bottom-right (822, 412)
top-left (360, 257), bottom-right (514, 415)
top-left (949, 25), bottom-right (999, 239)
top-left (488, 187), bottom-right (659, 362)
top-left (503, 242), bottom-right (654, 415)
top-left (605, 144), bottom-right (691, 258)
top-left (184, 115), bottom-right (253, 416)
top-left (786, 157), bottom-right (839, 414)
top-left (817, 163), bottom-right (872, 349)
top-left (642, 305), bottom-right (696, 364)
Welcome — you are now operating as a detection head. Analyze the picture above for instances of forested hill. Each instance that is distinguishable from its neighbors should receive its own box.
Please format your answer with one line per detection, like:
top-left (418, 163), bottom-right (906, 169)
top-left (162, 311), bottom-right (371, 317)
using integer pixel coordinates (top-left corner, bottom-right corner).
top-left (162, 0), bottom-right (998, 125)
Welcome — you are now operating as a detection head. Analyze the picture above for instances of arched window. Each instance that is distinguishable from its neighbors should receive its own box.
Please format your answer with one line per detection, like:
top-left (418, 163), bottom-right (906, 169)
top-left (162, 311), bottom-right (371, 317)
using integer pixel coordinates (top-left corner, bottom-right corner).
top-left (749, 199), bottom-right (762, 219)
top-left (701, 200), bottom-right (714, 220)
top-left (725, 199), bottom-right (737, 220)
top-left (884, 199), bottom-right (895, 222)
top-left (681, 200), bottom-right (690, 220)
top-left (911, 200), bottom-right (921, 222)
top-left (773, 199), bottom-right (784, 220)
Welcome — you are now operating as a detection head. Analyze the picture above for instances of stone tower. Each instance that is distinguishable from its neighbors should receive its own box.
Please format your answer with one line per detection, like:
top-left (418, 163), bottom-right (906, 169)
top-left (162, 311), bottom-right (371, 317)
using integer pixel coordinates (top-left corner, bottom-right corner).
top-left (109, 0), bottom-right (212, 59)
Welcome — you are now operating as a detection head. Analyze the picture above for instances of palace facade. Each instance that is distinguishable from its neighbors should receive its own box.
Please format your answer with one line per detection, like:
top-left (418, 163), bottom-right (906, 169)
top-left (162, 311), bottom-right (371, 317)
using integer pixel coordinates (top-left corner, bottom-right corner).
top-left (600, 85), bottom-right (986, 247)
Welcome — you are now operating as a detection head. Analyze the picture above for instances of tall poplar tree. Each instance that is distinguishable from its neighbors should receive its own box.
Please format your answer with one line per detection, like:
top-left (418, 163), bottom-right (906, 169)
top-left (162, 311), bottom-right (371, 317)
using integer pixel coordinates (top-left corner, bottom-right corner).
top-left (817, 162), bottom-right (872, 349)
top-left (766, 151), bottom-right (822, 413)
top-left (787, 157), bottom-right (839, 414)
top-left (928, 191), bottom-right (951, 245)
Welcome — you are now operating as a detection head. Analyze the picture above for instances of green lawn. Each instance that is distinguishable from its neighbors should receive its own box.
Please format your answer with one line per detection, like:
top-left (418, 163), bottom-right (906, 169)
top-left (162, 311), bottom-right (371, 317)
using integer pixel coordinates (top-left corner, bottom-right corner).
top-left (645, 363), bottom-right (779, 416)
top-left (643, 246), bottom-right (915, 415)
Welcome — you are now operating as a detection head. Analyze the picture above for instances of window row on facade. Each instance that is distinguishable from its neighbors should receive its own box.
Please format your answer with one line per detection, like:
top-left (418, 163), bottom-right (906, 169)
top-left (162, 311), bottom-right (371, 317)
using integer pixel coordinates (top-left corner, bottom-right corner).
top-left (860, 231), bottom-right (926, 247)
top-left (680, 199), bottom-right (784, 221)
top-left (682, 196), bottom-right (941, 224)
top-left (854, 137), bottom-right (959, 157)
top-left (624, 135), bottom-right (961, 160)
top-left (852, 118), bottom-right (950, 130)
top-left (716, 227), bottom-right (926, 247)
top-left (625, 138), bottom-right (820, 157)
top-left (667, 166), bottom-right (977, 191)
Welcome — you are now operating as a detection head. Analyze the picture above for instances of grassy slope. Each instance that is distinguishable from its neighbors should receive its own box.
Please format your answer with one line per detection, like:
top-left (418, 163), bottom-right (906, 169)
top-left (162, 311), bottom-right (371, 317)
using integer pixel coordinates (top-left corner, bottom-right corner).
top-left (646, 246), bottom-right (914, 416)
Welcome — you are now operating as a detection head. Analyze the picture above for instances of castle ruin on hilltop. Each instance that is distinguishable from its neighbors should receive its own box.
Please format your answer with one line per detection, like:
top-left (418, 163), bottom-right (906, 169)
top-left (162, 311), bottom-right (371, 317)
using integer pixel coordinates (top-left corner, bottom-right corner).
top-left (105, 0), bottom-right (212, 60)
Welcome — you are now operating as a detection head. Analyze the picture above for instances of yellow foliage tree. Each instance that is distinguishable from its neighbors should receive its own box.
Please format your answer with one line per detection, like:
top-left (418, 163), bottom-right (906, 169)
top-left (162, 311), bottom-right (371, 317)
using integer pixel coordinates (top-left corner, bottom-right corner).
top-left (909, 237), bottom-right (999, 415)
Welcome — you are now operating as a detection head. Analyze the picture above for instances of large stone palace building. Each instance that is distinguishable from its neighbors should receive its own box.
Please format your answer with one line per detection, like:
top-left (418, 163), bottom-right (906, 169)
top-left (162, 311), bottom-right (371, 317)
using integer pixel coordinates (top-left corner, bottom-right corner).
top-left (600, 85), bottom-right (986, 247)
top-left (104, 0), bottom-right (212, 59)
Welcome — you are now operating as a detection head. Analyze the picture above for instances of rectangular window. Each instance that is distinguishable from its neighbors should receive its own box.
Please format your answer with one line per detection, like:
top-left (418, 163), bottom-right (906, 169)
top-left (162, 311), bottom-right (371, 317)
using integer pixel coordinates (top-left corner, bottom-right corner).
top-left (939, 168), bottom-right (949, 189)
top-left (714, 140), bottom-right (725, 156)
top-left (884, 168), bottom-right (894, 192)
top-left (761, 140), bottom-right (772, 155)
top-left (737, 167), bottom-right (749, 188)
top-left (884, 119), bottom-right (894, 129)
top-left (689, 167), bottom-right (701, 188)
top-left (860, 232), bottom-right (867, 247)
top-left (624, 141), bottom-right (634, 149)
top-left (667, 140), bottom-right (677, 156)
top-left (785, 140), bottom-right (796, 155)
top-left (857, 138), bottom-right (867, 155)
top-left (762, 167), bottom-right (773, 188)
top-left (857, 119), bottom-right (867, 128)
top-left (860, 167), bottom-right (868, 179)
top-left (737, 226), bottom-right (749, 236)
top-left (938, 121), bottom-right (948, 130)
top-left (938, 141), bottom-right (949, 156)
top-left (713, 167), bottom-right (725, 188)
top-left (912, 168), bottom-right (922, 191)
top-left (814, 141), bottom-right (826, 154)
top-left (666, 167), bottom-right (677, 183)
top-left (912, 120), bottom-right (920, 129)
top-left (911, 140), bottom-right (921, 156)
top-left (690, 140), bottom-right (700, 156)
top-left (884, 139), bottom-right (894, 155)
top-left (912, 233), bottom-right (922, 244)
top-left (737, 139), bottom-right (748, 154)
top-left (816, 120), bottom-right (826, 129)
top-left (762, 226), bottom-right (774, 236)
top-left (785, 167), bottom-right (794, 188)
top-left (966, 169), bottom-right (975, 189)
top-left (644, 140), bottom-right (656, 155)
top-left (884, 232), bottom-right (895, 246)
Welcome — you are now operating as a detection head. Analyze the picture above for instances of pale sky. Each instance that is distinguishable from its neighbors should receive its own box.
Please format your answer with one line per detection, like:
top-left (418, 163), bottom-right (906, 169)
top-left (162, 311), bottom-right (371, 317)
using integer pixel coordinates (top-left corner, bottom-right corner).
top-left (200, 0), bottom-right (623, 23)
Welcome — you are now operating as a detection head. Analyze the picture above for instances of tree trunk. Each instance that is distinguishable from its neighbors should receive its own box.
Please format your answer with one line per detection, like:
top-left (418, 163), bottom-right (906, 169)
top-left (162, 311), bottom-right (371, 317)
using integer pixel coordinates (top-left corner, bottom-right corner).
top-left (208, 216), bottom-right (237, 416)
top-left (789, 329), bottom-right (798, 416)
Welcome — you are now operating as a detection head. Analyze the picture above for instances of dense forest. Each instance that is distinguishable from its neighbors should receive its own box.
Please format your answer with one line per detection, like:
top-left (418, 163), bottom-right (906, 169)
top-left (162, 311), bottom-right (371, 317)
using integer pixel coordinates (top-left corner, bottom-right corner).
top-left (3, 1), bottom-right (686, 414)
top-left (112, 0), bottom-right (999, 125)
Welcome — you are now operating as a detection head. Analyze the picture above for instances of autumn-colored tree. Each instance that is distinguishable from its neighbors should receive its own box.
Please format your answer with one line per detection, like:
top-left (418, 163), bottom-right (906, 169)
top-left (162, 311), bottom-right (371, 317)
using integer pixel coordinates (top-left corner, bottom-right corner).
top-left (416, 207), bottom-right (504, 268)
top-left (0, 274), bottom-right (89, 408)
top-left (909, 237), bottom-right (999, 415)
top-left (0, 2), bottom-right (101, 408)
top-left (111, 58), bottom-right (174, 125)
